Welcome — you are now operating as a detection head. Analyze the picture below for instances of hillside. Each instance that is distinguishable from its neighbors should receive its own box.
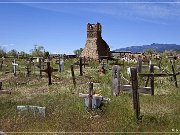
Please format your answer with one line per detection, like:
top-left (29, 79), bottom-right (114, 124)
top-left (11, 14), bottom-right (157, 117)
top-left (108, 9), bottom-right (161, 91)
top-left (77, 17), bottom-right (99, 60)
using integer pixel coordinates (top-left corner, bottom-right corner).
top-left (114, 43), bottom-right (180, 53)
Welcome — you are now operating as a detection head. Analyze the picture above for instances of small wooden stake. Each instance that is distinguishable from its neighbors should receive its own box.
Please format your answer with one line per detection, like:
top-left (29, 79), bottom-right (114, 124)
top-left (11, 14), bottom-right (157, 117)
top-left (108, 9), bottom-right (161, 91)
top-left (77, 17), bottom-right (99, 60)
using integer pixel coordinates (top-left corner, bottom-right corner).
top-left (88, 82), bottom-right (93, 110)
top-left (171, 62), bottom-right (178, 87)
top-left (150, 65), bottom-right (154, 96)
top-left (71, 65), bottom-right (76, 89)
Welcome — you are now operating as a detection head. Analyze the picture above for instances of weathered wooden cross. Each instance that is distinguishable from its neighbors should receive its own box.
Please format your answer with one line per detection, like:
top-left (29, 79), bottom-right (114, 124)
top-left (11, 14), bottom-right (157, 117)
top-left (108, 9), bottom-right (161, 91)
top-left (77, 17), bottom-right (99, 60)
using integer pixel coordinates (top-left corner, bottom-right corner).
top-left (139, 64), bottom-right (179, 89)
top-left (71, 64), bottom-right (76, 89)
top-left (41, 62), bottom-right (58, 85)
top-left (79, 82), bottom-right (104, 110)
top-left (74, 57), bottom-right (88, 76)
top-left (131, 68), bottom-right (140, 120)
top-left (12, 59), bottom-right (18, 76)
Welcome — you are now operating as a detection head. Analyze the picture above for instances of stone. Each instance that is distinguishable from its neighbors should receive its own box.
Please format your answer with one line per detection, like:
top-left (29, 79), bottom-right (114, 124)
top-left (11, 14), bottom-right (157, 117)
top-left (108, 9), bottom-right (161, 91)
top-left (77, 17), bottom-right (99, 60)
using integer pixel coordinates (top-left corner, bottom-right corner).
top-left (81, 22), bottom-right (110, 59)
top-left (112, 65), bottom-right (121, 96)
top-left (17, 105), bottom-right (46, 117)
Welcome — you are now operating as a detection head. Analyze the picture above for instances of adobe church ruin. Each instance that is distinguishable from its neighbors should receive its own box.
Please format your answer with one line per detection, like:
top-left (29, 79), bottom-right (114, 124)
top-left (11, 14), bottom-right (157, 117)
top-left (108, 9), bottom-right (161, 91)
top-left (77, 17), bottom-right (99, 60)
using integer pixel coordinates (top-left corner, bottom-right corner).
top-left (81, 22), bottom-right (110, 59)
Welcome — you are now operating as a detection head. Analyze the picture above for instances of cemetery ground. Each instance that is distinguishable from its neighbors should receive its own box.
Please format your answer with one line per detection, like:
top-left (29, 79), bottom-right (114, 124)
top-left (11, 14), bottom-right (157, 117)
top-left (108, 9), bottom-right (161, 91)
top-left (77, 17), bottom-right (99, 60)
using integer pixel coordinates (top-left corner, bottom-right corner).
top-left (0, 57), bottom-right (180, 133)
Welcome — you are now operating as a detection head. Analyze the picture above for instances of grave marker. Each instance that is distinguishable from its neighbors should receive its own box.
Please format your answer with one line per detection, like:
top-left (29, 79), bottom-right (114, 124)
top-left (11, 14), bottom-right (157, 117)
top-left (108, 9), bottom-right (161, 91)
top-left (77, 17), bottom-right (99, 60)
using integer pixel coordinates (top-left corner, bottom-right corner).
top-left (71, 65), bottom-right (76, 89)
top-left (26, 59), bottom-right (32, 76)
top-left (74, 57), bottom-right (88, 76)
top-left (38, 58), bottom-right (46, 77)
top-left (12, 59), bottom-right (18, 76)
top-left (112, 65), bottom-right (121, 96)
top-left (41, 62), bottom-right (58, 85)
top-left (137, 58), bottom-right (142, 73)
top-left (171, 61), bottom-right (178, 87)
top-left (131, 68), bottom-right (140, 120)
top-left (79, 82), bottom-right (108, 110)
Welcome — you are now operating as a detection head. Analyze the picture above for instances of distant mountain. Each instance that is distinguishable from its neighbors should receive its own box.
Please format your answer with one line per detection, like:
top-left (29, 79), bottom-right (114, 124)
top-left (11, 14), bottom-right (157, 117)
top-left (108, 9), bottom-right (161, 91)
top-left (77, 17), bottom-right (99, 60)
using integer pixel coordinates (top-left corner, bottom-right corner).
top-left (114, 43), bottom-right (180, 53)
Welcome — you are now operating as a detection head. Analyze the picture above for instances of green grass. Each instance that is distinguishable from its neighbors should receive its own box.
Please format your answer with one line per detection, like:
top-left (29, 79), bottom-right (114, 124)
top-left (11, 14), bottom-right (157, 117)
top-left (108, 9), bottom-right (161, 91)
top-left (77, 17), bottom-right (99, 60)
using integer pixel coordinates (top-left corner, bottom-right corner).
top-left (0, 57), bottom-right (180, 133)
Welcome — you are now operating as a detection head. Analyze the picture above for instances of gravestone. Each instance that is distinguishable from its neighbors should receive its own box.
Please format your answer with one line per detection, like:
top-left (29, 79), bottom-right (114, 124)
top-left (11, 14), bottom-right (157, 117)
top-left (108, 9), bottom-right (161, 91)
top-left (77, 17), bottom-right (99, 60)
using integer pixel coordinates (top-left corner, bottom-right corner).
top-left (55, 55), bottom-right (64, 72)
top-left (60, 59), bottom-right (64, 72)
top-left (100, 60), bottom-right (106, 74)
top-left (137, 58), bottom-right (142, 73)
top-left (112, 65), bottom-right (121, 96)
top-left (17, 105), bottom-right (46, 117)
top-left (12, 59), bottom-right (18, 76)
top-left (79, 82), bottom-right (108, 110)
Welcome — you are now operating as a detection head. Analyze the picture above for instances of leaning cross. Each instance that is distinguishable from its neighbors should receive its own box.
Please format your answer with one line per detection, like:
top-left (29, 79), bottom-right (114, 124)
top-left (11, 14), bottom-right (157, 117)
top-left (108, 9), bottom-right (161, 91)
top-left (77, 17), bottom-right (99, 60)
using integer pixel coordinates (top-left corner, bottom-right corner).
top-left (41, 62), bottom-right (58, 85)
top-left (12, 59), bottom-right (18, 76)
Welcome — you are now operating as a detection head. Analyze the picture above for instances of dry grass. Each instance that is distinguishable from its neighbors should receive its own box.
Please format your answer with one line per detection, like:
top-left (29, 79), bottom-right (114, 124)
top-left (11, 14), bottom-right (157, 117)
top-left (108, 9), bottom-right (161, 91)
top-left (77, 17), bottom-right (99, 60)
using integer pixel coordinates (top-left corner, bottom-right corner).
top-left (0, 57), bottom-right (180, 133)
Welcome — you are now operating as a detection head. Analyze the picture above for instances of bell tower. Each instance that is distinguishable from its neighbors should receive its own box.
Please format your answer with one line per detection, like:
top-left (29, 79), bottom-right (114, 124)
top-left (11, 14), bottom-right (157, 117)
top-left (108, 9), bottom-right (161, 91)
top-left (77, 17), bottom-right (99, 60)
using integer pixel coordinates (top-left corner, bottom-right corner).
top-left (81, 22), bottom-right (110, 59)
top-left (87, 23), bottom-right (102, 39)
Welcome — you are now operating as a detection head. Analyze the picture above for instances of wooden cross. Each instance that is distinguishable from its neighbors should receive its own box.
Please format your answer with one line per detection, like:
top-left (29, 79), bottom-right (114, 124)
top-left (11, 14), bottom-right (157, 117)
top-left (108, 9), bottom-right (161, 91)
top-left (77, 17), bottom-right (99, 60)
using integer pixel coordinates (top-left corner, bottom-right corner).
top-left (131, 68), bottom-right (140, 120)
top-left (12, 59), bottom-right (18, 76)
top-left (139, 64), bottom-right (179, 88)
top-left (41, 62), bottom-right (58, 85)
top-left (123, 68), bottom-right (148, 120)
top-left (74, 57), bottom-right (88, 76)
top-left (79, 82), bottom-right (103, 110)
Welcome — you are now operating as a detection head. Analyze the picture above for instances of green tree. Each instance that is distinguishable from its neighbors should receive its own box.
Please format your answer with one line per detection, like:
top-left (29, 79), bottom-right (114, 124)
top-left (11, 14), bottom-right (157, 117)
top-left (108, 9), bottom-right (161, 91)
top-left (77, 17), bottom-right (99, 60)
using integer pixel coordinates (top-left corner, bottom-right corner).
top-left (73, 48), bottom-right (83, 57)
top-left (18, 51), bottom-right (29, 59)
top-left (44, 51), bottom-right (50, 58)
top-left (30, 45), bottom-right (44, 57)
top-left (0, 47), bottom-right (6, 57)
top-left (7, 49), bottom-right (18, 58)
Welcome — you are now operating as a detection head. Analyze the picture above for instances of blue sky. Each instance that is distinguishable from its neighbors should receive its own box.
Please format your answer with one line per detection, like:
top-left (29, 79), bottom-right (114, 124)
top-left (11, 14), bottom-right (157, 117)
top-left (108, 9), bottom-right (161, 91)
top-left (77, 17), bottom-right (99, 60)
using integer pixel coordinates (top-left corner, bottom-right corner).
top-left (0, 0), bottom-right (180, 54)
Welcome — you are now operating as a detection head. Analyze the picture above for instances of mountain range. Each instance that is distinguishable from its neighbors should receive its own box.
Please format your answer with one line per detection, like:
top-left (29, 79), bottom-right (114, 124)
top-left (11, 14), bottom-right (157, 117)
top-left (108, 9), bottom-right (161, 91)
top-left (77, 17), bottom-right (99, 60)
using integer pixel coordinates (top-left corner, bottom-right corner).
top-left (114, 43), bottom-right (180, 53)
